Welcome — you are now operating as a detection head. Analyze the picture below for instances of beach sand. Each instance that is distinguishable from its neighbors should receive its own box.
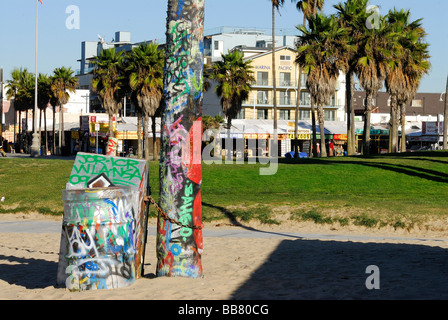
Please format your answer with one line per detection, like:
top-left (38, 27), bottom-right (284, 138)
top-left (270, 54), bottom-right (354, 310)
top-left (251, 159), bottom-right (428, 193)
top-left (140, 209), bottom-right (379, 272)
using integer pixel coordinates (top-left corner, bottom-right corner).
top-left (1, 213), bottom-right (448, 300)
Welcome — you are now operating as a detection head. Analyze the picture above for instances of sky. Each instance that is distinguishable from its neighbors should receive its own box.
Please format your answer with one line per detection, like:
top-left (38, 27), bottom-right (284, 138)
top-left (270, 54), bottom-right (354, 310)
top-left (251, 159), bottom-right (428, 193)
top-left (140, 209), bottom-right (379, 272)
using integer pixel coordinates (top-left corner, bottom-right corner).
top-left (0, 0), bottom-right (447, 93)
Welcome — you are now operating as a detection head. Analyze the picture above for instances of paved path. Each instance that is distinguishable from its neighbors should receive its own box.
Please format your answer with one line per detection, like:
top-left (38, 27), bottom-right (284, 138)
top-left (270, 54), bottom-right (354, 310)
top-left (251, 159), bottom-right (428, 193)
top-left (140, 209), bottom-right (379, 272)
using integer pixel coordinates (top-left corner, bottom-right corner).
top-left (1, 219), bottom-right (447, 244)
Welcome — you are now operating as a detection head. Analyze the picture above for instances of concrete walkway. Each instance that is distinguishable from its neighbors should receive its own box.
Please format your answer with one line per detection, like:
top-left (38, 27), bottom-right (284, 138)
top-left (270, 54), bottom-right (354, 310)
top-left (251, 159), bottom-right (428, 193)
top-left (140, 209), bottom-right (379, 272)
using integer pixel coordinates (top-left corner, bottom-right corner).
top-left (1, 219), bottom-right (447, 244)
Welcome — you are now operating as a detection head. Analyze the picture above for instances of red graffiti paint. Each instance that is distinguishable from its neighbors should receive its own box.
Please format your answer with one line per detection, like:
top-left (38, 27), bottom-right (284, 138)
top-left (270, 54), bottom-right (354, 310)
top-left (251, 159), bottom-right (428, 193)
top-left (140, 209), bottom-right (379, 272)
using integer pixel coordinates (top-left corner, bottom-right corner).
top-left (185, 118), bottom-right (202, 184)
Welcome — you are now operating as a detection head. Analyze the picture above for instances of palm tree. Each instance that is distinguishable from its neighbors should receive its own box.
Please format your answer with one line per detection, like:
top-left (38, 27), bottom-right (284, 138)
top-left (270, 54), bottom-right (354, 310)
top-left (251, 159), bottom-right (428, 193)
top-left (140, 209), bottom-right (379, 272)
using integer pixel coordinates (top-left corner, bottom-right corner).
top-left (210, 50), bottom-right (255, 159)
top-left (5, 69), bottom-right (22, 140)
top-left (296, 13), bottom-right (347, 157)
top-left (292, 0), bottom-right (324, 158)
top-left (6, 68), bottom-right (35, 152)
top-left (270, 0), bottom-right (285, 157)
top-left (51, 67), bottom-right (78, 155)
top-left (126, 42), bottom-right (164, 161)
top-left (354, 11), bottom-right (390, 155)
top-left (334, 0), bottom-right (370, 155)
top-left (91, 48), bottom-right (126, 138)
top-left (37, 73), bottom-right (53, 156)
top-left (385, 9), bottom-right (430, 153)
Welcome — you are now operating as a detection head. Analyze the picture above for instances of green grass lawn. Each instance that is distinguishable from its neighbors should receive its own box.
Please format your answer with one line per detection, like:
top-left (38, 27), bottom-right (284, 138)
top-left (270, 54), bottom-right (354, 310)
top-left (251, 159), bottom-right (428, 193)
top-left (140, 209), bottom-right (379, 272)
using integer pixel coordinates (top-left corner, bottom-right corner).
top-left (1, 151), bottom-right (447, 230)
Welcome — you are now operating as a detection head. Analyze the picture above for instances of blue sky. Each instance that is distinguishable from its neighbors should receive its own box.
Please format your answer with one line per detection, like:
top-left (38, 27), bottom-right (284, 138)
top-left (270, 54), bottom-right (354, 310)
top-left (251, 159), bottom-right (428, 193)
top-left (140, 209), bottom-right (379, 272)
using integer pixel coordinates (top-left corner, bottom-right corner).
top-left (0, 0), bottom-right (446, 93)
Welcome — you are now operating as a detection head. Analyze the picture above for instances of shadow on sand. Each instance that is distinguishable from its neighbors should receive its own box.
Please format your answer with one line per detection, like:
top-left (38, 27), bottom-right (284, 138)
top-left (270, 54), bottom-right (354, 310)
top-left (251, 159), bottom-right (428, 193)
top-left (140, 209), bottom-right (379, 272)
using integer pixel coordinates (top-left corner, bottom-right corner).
top-left (0, 254), bottom-right (58, 290)
top-left (230, 238), bottom-right (448, 300)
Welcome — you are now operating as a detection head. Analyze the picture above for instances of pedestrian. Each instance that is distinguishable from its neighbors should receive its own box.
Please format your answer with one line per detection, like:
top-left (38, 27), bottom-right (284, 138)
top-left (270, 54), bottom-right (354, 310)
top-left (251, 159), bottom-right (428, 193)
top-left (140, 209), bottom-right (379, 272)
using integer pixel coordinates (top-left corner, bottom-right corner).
top-left (329, 140), bottom-right (334, 157)
top-left (0, 138), bottom-right (6, 157)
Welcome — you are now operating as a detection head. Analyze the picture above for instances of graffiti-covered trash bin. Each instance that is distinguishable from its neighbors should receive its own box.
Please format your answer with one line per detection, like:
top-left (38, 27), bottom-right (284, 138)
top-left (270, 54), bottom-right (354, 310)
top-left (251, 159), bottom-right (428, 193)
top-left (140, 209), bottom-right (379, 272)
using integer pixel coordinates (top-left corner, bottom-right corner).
top-left (57, 187), bottom-right (137, 291)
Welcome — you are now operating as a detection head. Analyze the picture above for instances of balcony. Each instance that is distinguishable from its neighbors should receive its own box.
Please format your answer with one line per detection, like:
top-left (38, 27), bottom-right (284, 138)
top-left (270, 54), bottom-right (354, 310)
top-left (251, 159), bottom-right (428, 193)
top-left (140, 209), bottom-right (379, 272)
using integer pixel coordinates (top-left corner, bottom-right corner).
top-left (251, 79), bottom-right (307, 89)
top-left (243, 97), bottom-right (340, 109)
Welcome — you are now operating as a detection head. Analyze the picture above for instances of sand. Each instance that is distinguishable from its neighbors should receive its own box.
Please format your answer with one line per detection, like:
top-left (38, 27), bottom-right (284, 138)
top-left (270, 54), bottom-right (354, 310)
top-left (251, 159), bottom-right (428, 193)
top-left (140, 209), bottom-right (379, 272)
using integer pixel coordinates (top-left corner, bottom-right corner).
top-left (1, 213), bottom-right (448, 300)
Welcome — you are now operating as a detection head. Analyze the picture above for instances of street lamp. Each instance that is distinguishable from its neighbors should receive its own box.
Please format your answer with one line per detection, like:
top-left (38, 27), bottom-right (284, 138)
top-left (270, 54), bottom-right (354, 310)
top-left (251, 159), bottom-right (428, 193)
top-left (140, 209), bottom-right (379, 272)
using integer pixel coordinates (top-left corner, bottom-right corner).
top-left (30, 0), bottom-right (41, 157)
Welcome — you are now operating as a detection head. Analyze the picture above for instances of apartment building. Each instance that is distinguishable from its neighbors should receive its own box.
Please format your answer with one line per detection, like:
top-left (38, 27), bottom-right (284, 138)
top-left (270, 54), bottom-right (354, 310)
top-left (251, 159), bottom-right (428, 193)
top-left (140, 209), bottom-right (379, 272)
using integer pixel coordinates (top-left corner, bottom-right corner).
top-left (204, 26), bottom-right (298, 64)
top-left (352, 91), bottom-right (446, 124)
top-left (239, 46), bottom-right (346, 123)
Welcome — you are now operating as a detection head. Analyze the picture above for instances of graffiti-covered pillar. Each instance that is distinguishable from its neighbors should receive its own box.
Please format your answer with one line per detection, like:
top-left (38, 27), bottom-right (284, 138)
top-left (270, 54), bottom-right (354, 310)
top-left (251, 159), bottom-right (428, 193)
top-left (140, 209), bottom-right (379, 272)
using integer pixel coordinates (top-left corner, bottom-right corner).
top-left (156, 0), bottom-right (204, 278)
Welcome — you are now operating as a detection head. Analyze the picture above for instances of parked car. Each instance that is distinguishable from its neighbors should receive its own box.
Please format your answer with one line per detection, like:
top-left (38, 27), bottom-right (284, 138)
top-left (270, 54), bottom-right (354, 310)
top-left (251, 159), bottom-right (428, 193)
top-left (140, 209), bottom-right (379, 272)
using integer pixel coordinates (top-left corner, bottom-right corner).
top-left (406, 145), bottom-right (431, 152)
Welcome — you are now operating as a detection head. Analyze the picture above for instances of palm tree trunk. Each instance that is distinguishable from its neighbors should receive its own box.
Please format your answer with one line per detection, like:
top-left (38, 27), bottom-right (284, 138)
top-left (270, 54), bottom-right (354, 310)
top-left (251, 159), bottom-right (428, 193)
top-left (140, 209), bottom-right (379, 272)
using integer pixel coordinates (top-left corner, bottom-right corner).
top-left (152, 115), bottom-right (158, 161)
top-left (59, 105), bottom-right (65, 155)
top-left (317, 105), bottom-right (327, 157)
top-left (25, 109), bottom-right (29, 152)
top-left (400, 103), bottom-right (407, 152)
top-left (394, 106), bottom-right (400, 152)
top-left (311, 101), bottom-right (318, 157)
top-left (443, 75), bottom-right (448, 150)
top-left (294, 69), bottom-right (301, 158)
top-left (294, 15), bottom-right (308, 158)
top-left (13, 109), bottom-right (16, 147)
top-left (158, 0), bottom-right (204, 278)
top-left (389, 98), bottom-right (399, 153)
top-left (271, 3), bottom-right (278, 157)
top-left (137, 112), bottom-right (143, 158)
top-left (44, 107), bottom-right (48, 156)
top-left (53, 105), bottom-right (56, 155)
top-left (143, 114), bottom-right (149, 161)
top-left (227, 117), bottom-right (232, 161)
top-left (346, 71), bottom-right (356, 155)
top-left (39, 108), bottom-right (42, 154)
top-left (363, 94), bottom-right (373, 155)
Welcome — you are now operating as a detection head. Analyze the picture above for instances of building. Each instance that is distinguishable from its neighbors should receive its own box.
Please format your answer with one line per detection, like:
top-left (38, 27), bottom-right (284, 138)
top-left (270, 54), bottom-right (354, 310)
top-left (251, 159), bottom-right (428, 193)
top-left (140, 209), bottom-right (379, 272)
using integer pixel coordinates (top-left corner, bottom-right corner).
top-left (352, 91), bottom-right (445, 124)
top-left (350, 91), bottom-right (446, 151)
top-left (239, 46), bottom-right (346, 123)
top-left (204, 26), bottom-right (298, 64)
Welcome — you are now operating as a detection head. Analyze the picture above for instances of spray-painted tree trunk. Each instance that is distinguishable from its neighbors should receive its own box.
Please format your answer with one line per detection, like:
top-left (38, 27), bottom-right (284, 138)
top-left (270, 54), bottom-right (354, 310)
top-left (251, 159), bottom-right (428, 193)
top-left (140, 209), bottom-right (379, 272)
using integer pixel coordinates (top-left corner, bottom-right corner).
top-left (157, 0), bottom-right (204, 278)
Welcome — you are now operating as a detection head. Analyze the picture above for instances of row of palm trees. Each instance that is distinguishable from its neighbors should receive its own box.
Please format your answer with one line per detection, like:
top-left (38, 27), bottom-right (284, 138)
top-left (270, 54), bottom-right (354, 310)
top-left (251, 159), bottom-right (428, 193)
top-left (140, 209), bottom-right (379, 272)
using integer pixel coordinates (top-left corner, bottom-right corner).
top-left (6, 1), bottom-right (430, 159)
top-left (90, 42), bottom-right (164, 160)
top-left (291, 0), bottom-right (430, 156)
top-left (5, 67), bottom-right (77, 155)
top-left (5, 42), bottom-right (164, 159)
top-left (206, 0), bottom-right (430, 158)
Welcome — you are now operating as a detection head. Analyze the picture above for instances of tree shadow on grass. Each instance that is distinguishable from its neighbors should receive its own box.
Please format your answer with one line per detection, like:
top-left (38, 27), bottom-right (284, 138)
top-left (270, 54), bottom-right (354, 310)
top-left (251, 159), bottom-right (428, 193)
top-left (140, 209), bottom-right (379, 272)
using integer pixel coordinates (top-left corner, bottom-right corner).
top-left (0, 254), bottom-right (58, 289)
top-left (279, 156), bottom-right (448, 184)
top-left (356, 161), bottom-right (448, 183)
top-left (202, 202), bottom-right (304, 239)
top-left (230, 238), bottom-right (448, 300)
top-left (406, 157), bottom-right (448, 165)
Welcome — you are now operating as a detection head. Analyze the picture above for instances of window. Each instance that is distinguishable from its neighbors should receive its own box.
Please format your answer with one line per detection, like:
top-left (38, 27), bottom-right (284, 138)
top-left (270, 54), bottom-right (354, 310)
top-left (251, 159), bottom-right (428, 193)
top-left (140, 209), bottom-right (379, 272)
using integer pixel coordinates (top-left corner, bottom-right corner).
top-left (280, 55), bottom-right (291, 61)
top-left (214, 41), bottom-right (219, 50)
top-left (279, 109), bottom-right (290, 120)
top-left (257, 109), bottom-right (268, 120)
top-left (300, 91), bottom-right (311, 106)
top-left (236, 109), bottom-right (245, 119)
top-left (363, 98), bottom-right (376, 107)
top-left (279, 72), bottom-right (291, 86)
top-left (279, 91), bottom-right (291, 105)
top-left (330, 94), bottom-right (336, 106)
top-left (299, 110), bottom-right (310, 120)
top-left (257, 91), bottom-right (269, 104)
top-left (411, 99), bottom-right (423, 107)
top-left (300, 73), bottom-right (308, 88)
top-left (257, 72), bottom-right (269, 86)
top-left (256, 40), bottom-right (266, 48)
top-left (324, 110), bottom-right (335, 121)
